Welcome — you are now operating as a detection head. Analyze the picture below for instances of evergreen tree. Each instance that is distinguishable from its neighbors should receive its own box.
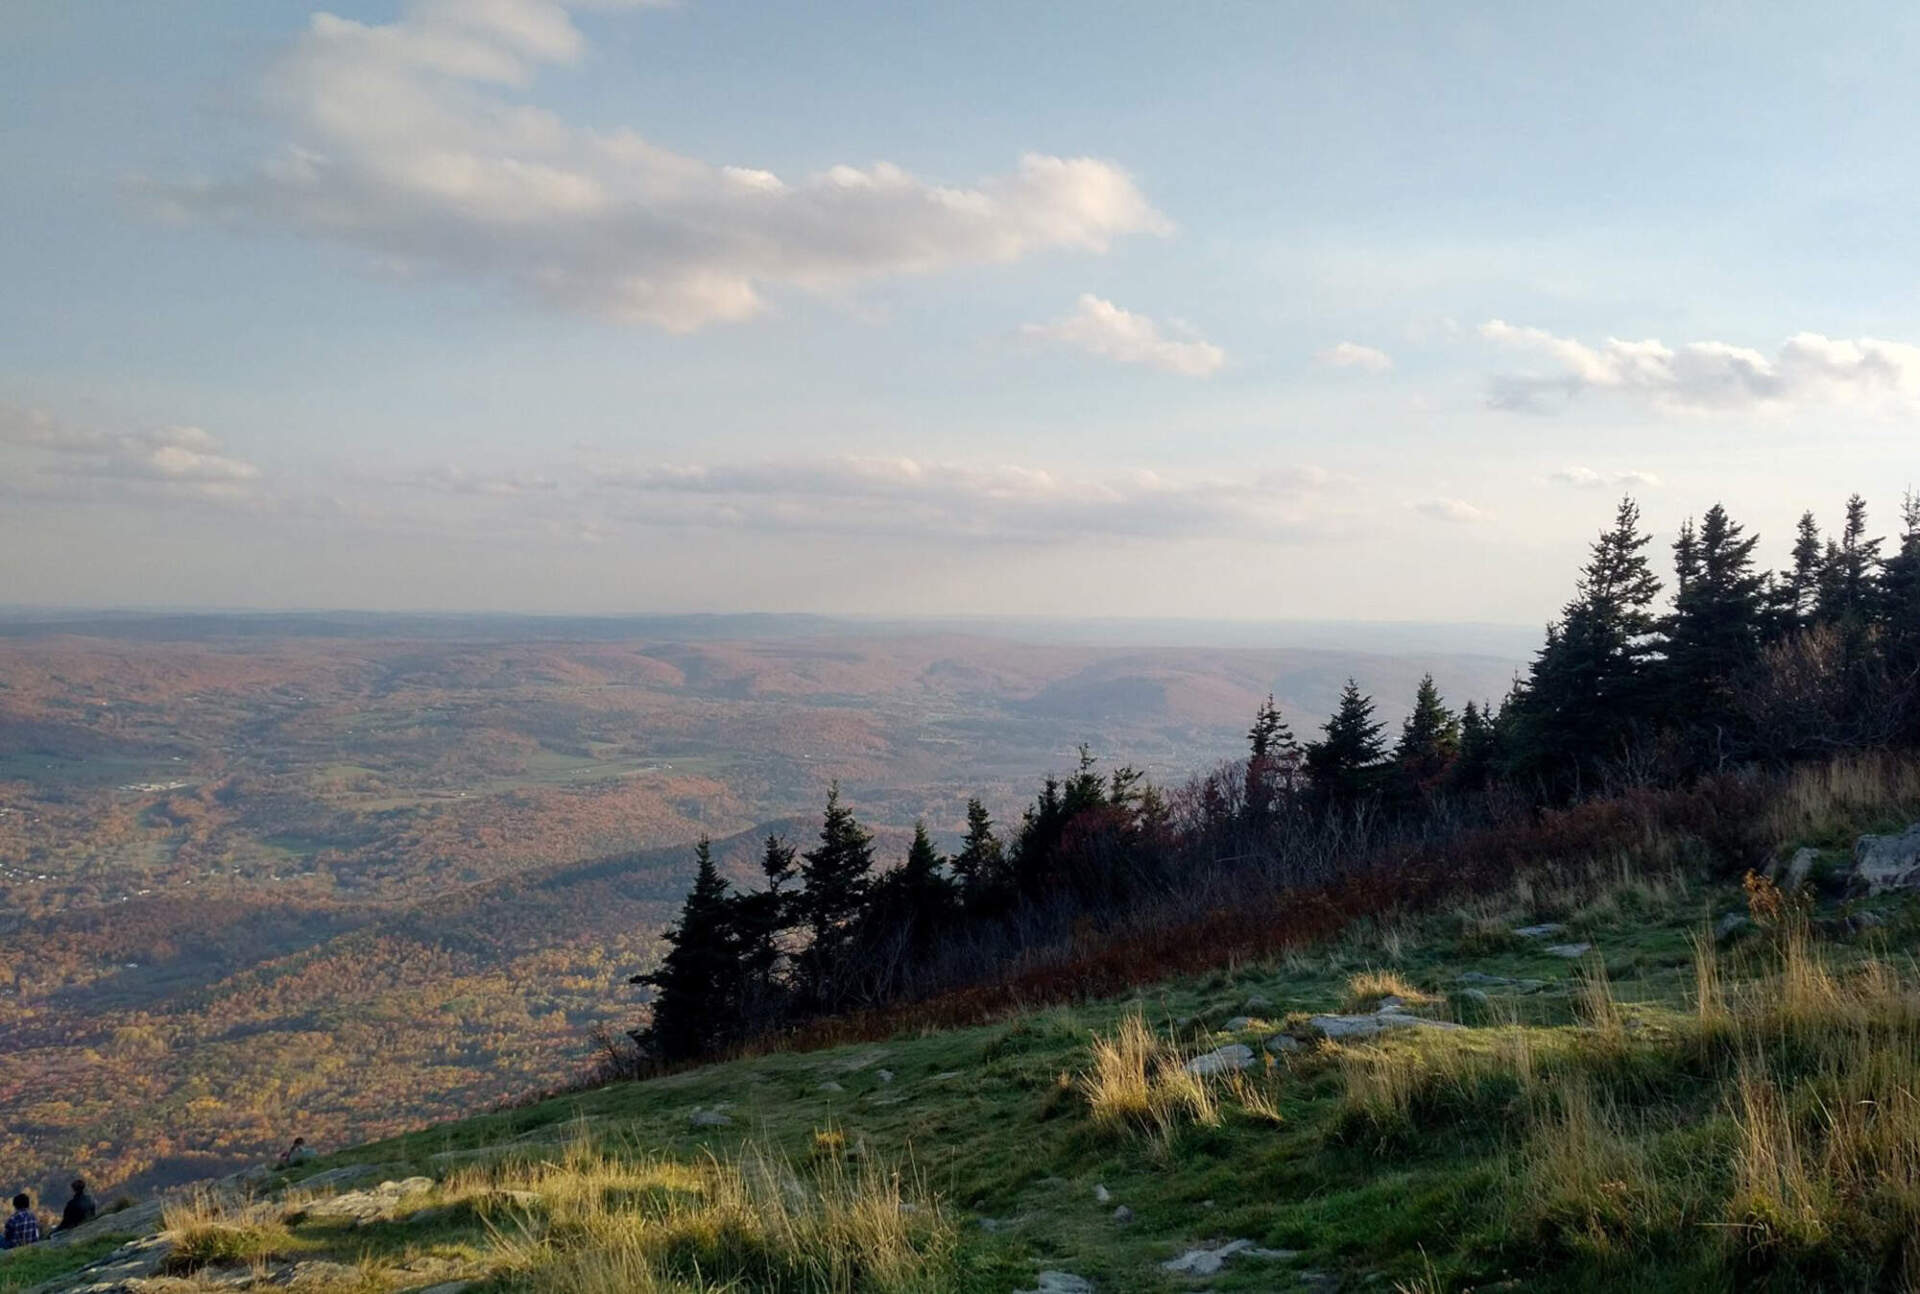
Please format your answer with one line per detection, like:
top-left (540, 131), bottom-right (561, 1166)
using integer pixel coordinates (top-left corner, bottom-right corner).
top-left (634, 838), bottom-right (740, 1062)
top-left (732, 834), bottom-right (798, 1002)
top-left (860, 821), bottom-right (956, 965)
top-left (796, 785), bottom-right (875, 1001)
top-left (1243, 693), bottom-right (1299, 823)
top-left (1509, 497), bottom-right (1663, 791)
top-left (1881, 492), bottom-right (1920, 740)
top-left (1816, 494), bottom-right (1884, 626)
top-left (1672, 517), bottom-right (1700, 599)
top-left (1304, 679), bottom-right (1387, 806)
top-left (1393, 673), bottom-right (1459, 792)
top-left (1770, 510), bottom-right (1824, 630)
top-left (949, 798), bottom-right (1005, 898)
top-left (1658, 503), bottom-right (1765, 753)
top-left (1449, 699), bottom-right (1500, 793)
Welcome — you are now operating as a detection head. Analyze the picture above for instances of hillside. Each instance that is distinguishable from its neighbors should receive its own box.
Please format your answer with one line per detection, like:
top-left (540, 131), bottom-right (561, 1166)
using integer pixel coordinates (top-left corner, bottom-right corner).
top-left (10, 761), bottom-right (1920, 1293)
top-left (0, 619), bottom-right (1519, 1197)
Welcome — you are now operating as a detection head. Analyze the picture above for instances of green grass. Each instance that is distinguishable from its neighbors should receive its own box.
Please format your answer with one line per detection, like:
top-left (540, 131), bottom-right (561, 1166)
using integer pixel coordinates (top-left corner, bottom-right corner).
top-left (0, 1235), bottom-right (127, 1293)
top-left (259, 859), bottom-right (1782, 1292)
top-left (67, 754), bottom-right (1918, 1292)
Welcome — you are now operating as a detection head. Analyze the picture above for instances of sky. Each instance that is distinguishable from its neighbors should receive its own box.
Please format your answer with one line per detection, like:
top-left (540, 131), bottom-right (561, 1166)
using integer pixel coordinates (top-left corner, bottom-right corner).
top-left (3, 0), bottom-right (1918, 623)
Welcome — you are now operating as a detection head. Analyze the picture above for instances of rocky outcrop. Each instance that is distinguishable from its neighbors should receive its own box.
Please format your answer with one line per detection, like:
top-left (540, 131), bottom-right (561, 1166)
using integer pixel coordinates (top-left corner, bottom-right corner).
top-left (1184, 1043), bottom-right (1255, 1076)
top-left (1851, 824), bottom-right (1920, 895)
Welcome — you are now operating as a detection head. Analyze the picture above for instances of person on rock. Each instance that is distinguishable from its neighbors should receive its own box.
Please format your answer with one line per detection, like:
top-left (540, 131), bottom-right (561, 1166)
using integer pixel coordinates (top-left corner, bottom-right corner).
top-left (2, 1192), bottom-right (39, 1249)
top-left (58, 1179), bottom-right (96, 1232)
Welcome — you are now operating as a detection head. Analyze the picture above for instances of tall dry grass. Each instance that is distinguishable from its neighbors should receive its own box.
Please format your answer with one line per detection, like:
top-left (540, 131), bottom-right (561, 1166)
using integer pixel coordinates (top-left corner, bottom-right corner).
top-left (1079, 1012), bottom-right (1219, 1144)
top-left (159, 1191), bottom-right (293, 1275)
top-left (473, 1139), bottom-right (951, 1294)
top-left (1343, 969), bottom-right (1436, 1013)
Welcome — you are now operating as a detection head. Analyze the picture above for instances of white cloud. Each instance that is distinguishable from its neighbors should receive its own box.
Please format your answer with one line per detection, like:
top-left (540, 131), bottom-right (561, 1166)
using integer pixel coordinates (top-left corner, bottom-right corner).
top-left (0, 407), bottom-right (262, 502)
top-left (1412, 497), bottom-right (1492, 524)
top-left (586, 456), bottom-right (1332, 539)
top-left (1481, 320), bottom-right (1920, 413)
top-left (149, 0), bottom-right (1169, 331)
top-left (1022, 295), bottom-right (1225, 376)
top-left (1314, 341), bottom-right (1392, 372)
top-left (1548, 466), bottom-right (1664, 489)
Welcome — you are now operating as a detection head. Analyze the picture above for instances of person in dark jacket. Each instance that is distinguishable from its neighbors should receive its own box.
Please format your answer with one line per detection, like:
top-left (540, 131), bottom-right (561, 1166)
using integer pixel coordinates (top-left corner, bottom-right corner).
top-left (2, 1193), bottom-right (39, 1249)
top-left (58, 1180), bottom-right (96, 1232)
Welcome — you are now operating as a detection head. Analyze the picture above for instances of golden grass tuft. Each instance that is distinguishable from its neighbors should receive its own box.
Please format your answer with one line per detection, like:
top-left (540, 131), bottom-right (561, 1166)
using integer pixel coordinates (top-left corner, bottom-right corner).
top-left (160, 1191), bottom-right (293, 1274)
top-left (1079, 1013), bottom-right (1221, 1144)
top-left (1343, 969), bottom-right (1437, 1014)
top-left (475, 1139), bottom-right (951, 1294)
top-left (1519, 1076), bottom-right (1659, 1258)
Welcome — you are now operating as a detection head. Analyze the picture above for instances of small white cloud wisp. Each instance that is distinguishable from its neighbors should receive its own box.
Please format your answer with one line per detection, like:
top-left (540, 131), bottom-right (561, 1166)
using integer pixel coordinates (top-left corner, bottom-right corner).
top-left (1481, 320), bottom-right (1920, 414)
top-left (1022, 295), bottom-right (1226, 377)
top-left (1314, 341), bottom-right (1393, 372)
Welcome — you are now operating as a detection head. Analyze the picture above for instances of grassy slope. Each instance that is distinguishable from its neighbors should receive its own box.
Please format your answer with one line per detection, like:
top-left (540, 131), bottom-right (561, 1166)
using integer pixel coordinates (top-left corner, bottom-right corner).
top-left (223, 844), bottom-right (1903, 1293)
top-left (8, 763), bottom-right (1915, 1294)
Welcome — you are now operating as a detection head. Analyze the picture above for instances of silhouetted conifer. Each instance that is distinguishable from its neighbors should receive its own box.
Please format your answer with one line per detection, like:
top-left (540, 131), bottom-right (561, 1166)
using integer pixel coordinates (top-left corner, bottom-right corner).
top-left (1305, 679), bottom-right (1387, 806)
top-left (634, 838), bottom-right (739, 1062)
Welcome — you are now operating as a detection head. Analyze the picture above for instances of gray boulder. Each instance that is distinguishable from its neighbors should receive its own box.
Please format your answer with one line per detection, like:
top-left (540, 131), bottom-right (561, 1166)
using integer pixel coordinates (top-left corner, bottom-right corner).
top-left (1223, 1015), bottom-right (1254, 1031)
top-left (1513, 923), bottom-right (1568, 939)
top-left (687, 1109), bottom-right (733, 1127)
top-left (1161, 1239), bottom-right (1297, 1275)
top-left (1264, 1033), bottom-right (1304, 1054)
top-left (1185, 1043), bottom-right (1255, 1076)
top-left (1544, 942), bottom-right (1592, 959)
top-left (1852, 825), bottom-right (1920, 895)
top-left (1714, 912), bottom-right (1752, 943)
top-left (1782, 846), bottom-right (1819, 891)
top-left (1016, 1274), bottom-right (1095, 1294)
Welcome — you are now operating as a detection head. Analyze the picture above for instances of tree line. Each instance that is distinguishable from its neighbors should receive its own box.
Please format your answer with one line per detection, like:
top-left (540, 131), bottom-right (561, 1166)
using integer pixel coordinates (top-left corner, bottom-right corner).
top-left (631, 492), bottom-right (1920, 1064)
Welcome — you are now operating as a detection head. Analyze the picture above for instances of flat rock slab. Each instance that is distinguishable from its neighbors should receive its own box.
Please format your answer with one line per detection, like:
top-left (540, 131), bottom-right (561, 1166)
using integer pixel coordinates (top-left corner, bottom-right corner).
top-left (1853, 824), bottom-right (1920, 895)
top-left (1185, 1043), bottom-right (1255, 1075)
top-left (1513, 923), bottom-right (1568, 939)
top-left (39, 1234), bottom-right (172, 1293)
top-left (1016, 1274), bottom-right (1095, 1294)
top-left (1309, 1012), bottom-right (1462, 1040)
top-left (304, 1176), bottom-right (434, 1224)
top-left (1544, 943), bottom-right (1592, 959)
top-left (1161, 1238), bottom-right (1298, 1275)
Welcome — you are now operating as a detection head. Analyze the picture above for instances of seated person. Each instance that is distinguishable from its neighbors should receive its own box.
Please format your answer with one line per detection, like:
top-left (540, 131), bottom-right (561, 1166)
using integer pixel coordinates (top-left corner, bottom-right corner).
top-left (59, 1180), bottom-right (96, 1232)
top-left (2, 1193), bottom-right (39, 1249)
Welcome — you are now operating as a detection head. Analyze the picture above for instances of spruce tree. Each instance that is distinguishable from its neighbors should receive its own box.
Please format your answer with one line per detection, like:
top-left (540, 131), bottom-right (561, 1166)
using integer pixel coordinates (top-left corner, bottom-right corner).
top-left (1304, 679), bottom-right (1387, 806)
top-left (1449, 699), bottom-right (1500, 793)
top-left (1771, 510), bottom-right (1823, 629)
top-left (796, 785), bottom-right (875, 1001)
top-left (1817, 494), bottom-right (1884, 626)
top-left (1393, 673), bottom-right (1459, 791)
top-left (733, 834), bottom-right (798, 1005)
top-left (635, 838), bottom-right (740, 1062)
top-left (1881, 492), bottom-right (1920, 740)
top-left (1658, 503), bottom-right (1765, 752)
top-left (1510, 497), bottom-right (1663, 791)
top-left (1243, 693), bottom-right (1299, 824)
top-left (860, 821), bottom-right (955, 965)
top-left (950, 798), bottom-right (1005, 900)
